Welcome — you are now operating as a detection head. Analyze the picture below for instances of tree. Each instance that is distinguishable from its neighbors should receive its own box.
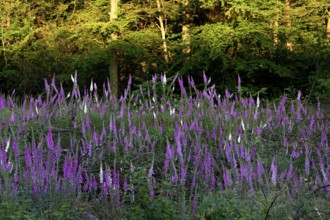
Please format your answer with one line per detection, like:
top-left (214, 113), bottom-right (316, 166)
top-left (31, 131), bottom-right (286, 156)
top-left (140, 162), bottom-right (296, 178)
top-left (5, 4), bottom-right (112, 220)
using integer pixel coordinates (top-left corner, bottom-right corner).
top-left (109, 0), bottom-right (120, 98)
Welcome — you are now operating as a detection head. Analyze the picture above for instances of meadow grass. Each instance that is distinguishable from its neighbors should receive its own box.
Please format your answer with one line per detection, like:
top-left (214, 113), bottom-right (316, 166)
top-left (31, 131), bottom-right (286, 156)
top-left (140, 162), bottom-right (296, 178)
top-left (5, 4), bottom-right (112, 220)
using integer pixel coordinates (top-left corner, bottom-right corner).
top-left (0, 73), bottom-right (329, 219)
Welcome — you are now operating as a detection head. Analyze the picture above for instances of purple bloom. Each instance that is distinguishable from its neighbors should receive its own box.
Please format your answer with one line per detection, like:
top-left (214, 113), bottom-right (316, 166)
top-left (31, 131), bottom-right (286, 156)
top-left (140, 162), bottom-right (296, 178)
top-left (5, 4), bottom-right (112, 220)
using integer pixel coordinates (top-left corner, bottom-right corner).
top-left (297, 90), bottom-right (301, 100)
top-left (86, 114), bottom-right (91, 130)
top-left (93, 130), bottom-right (99, 146)
top-left (63, 156), bottom-right (73, 180)
top-left (105, 169), bottom-right (112, 188)
top-left (280, 170), bottom-right (287, 182)
top-left (203, 71), bottom-right (208, 84)
top-left (256, 127), bottom-right (262, 136)
top-left (223, 169), bottom-right (233, 186)
top-left (305, 155), bottom-right (310, 176)
top-left (46, 127), bottom-right (54, 150)
top-left (211, 171), bottom-right (216, 189)
top-left (271, 160), bottom-right (278, 185)
top-left (164, 157), bottom-right (169, 173)
top-left (257, 159), bottom-right (264, 182)
top-left (192, 192), bottom-right (198, 215)
top-left (240, 164), bottom-right (247, 179)
top-left (309, 115), bottom-right (315, 131)
top-left (1, 148), bottom-right (7, 171)
top-left (225, 89), bottom-right (232, 99)
top-left (232, 155), bottom-right (237, 169)
top-left (283, 136), bottom-right (288, 147)
top-left (100, 125), bottom-right (106, 142)
top-left (12, 139), bottom-right (19, 161)
top-left (180, 164), bottom-right (186, 184)
top-left (287, 161), bottom-right (293, 181)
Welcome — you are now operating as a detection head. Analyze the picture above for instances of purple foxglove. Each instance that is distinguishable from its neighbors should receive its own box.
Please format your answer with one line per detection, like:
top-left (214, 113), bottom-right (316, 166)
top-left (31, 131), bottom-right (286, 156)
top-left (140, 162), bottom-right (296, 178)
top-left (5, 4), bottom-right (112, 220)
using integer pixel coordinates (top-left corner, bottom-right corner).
top-left (192, 192), bottom-right (198, 215)
top-left (105, 168), bottom-right (112, 189)
top-left (85, 114), bottom-right (91, 130)
top-left (271, 160), bottom-right (278, 186)
top-left (257, 159), bottom-right (265, 182)
top-left (46, 127), bottom-right (54, 150)
top-left (123, 177), bottom-right (128, 193)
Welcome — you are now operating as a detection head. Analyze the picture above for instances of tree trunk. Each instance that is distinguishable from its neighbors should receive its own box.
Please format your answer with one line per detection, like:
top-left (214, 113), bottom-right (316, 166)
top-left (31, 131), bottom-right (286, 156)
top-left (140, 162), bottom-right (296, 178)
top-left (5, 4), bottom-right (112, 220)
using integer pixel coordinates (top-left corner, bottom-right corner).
top-left (109, 0), bottom-right (119, 98)
top-left (109, 53), bottom-right (118, 97)
top-left (284, 0), bottom-right (293, 51)
top-left (109, 0), bottom-right (118, 20)
top-left (327, 11), bottom-right (330, 39)
top-left (0, 2), bottom-right (10, 67)
top-left (182, 1), bottom-right (191, 54)
top-left (273, 18), bottom-right (279, 47)
top-left (156, 0), bottom-right (169, 62)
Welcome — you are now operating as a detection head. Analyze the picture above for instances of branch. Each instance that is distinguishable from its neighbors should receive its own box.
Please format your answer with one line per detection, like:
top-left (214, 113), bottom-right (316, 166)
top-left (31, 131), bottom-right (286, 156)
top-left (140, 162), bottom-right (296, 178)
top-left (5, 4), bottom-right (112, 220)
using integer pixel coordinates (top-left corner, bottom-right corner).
top-left (264, 193), bottom-right (279, 220)
top-left (313, 184), bottom-right (330, 194)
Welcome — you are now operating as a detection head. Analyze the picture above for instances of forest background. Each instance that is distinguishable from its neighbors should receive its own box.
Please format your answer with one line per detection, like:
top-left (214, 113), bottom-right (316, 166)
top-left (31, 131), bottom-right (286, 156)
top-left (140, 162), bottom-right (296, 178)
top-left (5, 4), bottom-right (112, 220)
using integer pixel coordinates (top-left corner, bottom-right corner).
top-left (0, 0), bottom-right (330, 102)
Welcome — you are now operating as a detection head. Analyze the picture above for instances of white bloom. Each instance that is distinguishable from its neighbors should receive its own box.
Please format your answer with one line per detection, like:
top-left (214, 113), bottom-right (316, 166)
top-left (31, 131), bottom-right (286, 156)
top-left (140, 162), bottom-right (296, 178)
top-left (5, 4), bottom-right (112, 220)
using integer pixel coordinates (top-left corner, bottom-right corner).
top-left (71, 74), bottom-right (75, 83)
top-left (5, 137), bottom-right (10, 152)
top-left (90, 79), bottom-right (93, 92)
top-left (163, 74), bottom-right (167, 85)
top-left (8, 161), bottom-right (13, 173)
top-left (241, 119), bottom-right (245, 131)
top-left (170, 108), bottom-right (175, 116)
top-left (257, 93), bottom-right (260, 109)
top-left (153, 112), bottom-right (156, 119)
top-left (130, 161), bottom-right (135, 173)
top-left (100, 162), bottom-right (103, 184)
top-left (35, 106), bottom-right (39, 115)
top-left (229, 133), bottom-right (232, 141)
top-left (84, 102), bottom-right (87, 114)
top-left (66, 92), bottom-right (71, 98)
top-left (238, 135), bottom-right (241, 143)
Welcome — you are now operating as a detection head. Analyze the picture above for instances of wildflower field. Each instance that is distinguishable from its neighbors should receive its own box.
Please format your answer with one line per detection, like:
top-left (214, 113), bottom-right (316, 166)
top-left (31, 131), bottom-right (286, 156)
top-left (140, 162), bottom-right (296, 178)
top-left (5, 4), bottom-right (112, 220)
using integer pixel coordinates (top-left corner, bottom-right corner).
top-left (0, 73), bottom-right (329, 219)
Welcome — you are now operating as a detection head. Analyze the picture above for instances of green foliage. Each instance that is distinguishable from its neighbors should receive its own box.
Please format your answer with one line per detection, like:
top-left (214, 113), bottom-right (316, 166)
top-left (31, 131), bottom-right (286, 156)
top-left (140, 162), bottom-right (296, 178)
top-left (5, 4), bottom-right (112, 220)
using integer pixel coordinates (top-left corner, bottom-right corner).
top-left (0, 192), bottom-right (85, 220)
top-left (0, 0), bottom-right (329, 99)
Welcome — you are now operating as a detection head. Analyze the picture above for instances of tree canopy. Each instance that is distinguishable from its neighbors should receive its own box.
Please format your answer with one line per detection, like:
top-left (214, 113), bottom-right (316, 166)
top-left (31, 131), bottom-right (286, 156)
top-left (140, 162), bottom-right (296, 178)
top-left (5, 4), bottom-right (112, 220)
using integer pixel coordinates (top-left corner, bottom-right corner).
top-left (1, 0), bottom-right (329, 100)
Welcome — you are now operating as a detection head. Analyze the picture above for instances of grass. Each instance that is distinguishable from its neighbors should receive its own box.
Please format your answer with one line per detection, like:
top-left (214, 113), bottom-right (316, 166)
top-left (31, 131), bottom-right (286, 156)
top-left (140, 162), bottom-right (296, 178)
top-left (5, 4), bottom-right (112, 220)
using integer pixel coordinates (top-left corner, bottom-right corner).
top-left (0, 73), bottom-right (329, 219)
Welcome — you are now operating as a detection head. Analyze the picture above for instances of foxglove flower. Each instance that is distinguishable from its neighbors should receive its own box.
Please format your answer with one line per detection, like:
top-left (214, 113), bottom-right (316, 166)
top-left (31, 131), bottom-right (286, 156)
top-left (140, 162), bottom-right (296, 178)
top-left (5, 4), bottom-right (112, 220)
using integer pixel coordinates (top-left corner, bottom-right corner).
top-left (257, 159), bottom-right (264, 182)
top-left (100, 162), bottom-right (104, 184)
top-left (297, 90), bottom-right (301, 100)
top-left (105, 168), bottom-right (112, 189)
top-left (5, 137), bottom-right (10, 152)
top-left (271, 160), bottom-right (278, 186)
top-left (192, 192), bottom-right (198, 215)
top-left (86, 114), bottom-right (91, 130)
top-left (237, 74), bottom-right (241, 92)
top-left (46, 127), bottom-right (54, 150)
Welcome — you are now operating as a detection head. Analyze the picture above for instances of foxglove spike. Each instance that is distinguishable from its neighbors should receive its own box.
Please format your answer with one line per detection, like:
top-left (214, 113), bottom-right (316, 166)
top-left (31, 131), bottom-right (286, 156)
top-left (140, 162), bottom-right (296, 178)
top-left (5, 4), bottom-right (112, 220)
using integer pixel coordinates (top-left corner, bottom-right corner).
top-left (271, 160), bottom-right (278, 185)
top-left (237, 74), bottom-right (241, 92)
top-left (90, 79), bottom-right (93, 92)
top-left (203, 71), bottom-right (207, 83)
top-left (297, 90), bottom-right (301, 100)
